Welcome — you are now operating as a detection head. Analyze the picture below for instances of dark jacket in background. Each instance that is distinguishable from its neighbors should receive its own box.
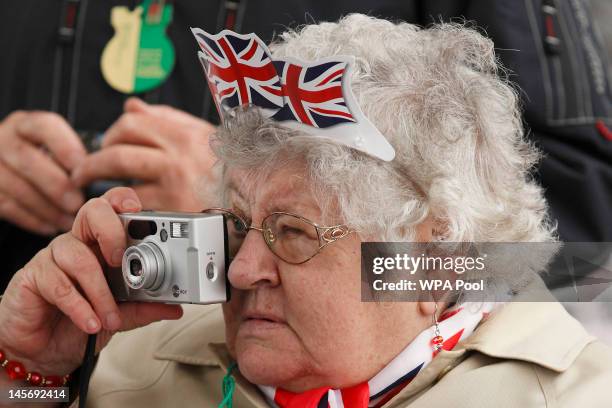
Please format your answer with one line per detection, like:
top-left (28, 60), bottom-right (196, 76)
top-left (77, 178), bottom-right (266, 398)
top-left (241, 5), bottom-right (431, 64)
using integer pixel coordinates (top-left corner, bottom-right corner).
top-left (0, 0), bottom-right (610, 291)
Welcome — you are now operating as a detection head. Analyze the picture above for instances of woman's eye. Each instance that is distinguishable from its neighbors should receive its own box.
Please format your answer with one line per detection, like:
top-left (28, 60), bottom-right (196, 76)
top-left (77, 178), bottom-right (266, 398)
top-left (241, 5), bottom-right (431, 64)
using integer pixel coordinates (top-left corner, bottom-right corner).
top-left (279, 225), bottom-right (307, 238)
top-left (230, 217), bottom-right (248, 234)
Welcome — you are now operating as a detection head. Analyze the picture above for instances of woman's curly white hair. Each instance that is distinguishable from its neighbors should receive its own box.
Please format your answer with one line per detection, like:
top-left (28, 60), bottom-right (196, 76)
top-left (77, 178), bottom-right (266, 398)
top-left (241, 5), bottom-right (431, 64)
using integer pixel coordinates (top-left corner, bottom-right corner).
top-left (211, 14), bottom-right (557, 245)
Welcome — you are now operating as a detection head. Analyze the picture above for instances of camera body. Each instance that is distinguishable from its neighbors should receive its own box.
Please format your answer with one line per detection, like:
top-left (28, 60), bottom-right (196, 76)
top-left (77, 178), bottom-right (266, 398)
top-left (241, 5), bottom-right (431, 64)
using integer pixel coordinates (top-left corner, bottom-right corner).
top-left (107, 211), bottom-right (230, 305)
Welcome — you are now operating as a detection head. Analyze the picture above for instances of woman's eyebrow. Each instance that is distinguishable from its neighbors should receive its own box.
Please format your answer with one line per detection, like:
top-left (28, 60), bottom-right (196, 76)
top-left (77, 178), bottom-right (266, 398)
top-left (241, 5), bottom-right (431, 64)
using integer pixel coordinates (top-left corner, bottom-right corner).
top-left (225, 189), bottom-right (251, 218)
top-left (226, 182), bottom-right (249, 204)
top-left (228, 196), bottom-right (248, 214)
top-left (264, 201), bottom-right (318, 219)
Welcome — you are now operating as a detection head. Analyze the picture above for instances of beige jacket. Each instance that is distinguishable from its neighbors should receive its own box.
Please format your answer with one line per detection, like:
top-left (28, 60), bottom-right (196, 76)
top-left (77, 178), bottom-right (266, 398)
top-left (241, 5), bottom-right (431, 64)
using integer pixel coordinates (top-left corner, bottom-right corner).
top-left (83, 300), bottom-right (612, 408)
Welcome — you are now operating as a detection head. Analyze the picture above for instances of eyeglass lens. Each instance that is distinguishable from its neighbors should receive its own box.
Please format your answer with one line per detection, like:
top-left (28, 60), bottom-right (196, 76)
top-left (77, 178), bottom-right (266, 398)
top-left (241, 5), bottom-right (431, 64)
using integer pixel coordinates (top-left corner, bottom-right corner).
top-left (205, 210), bottom-right (320, 264)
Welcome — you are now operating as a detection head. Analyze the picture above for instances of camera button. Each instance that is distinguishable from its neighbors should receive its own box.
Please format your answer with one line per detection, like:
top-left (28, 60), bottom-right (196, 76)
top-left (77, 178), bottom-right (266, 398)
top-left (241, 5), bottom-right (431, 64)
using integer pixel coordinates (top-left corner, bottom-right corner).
top-left (205, 262), bottom-right (217, 281)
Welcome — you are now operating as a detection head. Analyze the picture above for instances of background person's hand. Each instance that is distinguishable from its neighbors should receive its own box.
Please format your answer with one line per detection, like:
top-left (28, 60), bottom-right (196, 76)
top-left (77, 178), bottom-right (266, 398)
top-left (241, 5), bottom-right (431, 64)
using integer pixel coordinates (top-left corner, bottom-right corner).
top-left (71, 99), bottom-right (218, 212)
top-left (0, 187), bottom-right (183, 376)
top-left (0, 111), bottom-right (87, 235)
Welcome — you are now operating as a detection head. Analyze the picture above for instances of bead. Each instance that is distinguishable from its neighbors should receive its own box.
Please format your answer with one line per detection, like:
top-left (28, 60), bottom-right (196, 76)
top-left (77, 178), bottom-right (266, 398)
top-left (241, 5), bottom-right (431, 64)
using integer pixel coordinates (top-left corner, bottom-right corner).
top-left (28, 372), bottom-right (43, 386)
top-left (0, 350), bottom-right (68, 387)
top-left (63, 374), bottom-right (71, 386)
top-left (6, 361), bottom-right (27, 380)
top-left (44, 375), bottom-right (63, 387)
top-left (432, 335), bottom-right (444, 345)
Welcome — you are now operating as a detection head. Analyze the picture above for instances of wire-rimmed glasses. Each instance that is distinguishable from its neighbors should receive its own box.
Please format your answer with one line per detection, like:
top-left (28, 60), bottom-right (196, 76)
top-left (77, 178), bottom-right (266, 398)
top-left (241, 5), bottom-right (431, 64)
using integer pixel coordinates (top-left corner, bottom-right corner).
top-left (202, 208), bottom-right (355, 264)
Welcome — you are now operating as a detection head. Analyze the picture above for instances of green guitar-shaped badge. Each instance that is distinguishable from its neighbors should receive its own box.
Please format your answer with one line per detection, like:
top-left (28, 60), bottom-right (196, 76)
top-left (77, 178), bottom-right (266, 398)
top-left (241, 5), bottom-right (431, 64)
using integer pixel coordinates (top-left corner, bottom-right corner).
top-left (101, 0), bottom-right (175, 94)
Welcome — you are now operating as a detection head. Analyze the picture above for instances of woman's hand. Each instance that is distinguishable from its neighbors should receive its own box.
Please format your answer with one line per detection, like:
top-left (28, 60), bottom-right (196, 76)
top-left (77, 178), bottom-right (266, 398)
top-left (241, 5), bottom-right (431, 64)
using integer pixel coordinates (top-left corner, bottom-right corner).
top-left (0, 187), bottom-right (183, 377)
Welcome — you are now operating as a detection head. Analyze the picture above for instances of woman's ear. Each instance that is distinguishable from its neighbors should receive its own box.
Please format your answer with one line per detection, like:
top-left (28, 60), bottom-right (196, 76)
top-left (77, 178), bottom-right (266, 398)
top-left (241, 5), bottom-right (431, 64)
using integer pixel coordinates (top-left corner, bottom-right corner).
top-left (418, 301), bottom-right (437, 317)
top-left (415, 216), bottom-right (434, 242)
top-left (418, 300), bottom-right (449, 320)
top-left (416, 215), bottom-right (448, 242)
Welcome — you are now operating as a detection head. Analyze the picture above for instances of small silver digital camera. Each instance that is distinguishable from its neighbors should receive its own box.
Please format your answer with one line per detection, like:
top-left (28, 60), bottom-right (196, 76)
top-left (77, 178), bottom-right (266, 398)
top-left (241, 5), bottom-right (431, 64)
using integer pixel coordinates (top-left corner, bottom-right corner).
top-left (107, 211), bottom-right (230, 305)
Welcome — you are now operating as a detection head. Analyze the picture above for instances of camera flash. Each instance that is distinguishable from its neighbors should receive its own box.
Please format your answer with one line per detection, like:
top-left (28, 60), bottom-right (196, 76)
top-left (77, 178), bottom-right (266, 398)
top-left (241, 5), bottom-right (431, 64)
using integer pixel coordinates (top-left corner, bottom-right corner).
top-left (171, 222), bottom-right (189, 238)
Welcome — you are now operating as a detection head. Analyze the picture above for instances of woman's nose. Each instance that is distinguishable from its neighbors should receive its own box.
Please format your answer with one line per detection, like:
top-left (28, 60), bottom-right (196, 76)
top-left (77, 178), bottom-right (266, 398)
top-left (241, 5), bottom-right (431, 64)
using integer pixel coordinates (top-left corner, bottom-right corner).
top-left (228, 229), bottom-right (280, 290)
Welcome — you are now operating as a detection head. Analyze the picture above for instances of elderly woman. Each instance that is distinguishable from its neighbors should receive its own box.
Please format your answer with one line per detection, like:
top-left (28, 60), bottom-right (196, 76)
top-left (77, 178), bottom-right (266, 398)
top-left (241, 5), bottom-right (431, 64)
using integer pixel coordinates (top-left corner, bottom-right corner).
top-left (0, 14), bottom-right (610, 408)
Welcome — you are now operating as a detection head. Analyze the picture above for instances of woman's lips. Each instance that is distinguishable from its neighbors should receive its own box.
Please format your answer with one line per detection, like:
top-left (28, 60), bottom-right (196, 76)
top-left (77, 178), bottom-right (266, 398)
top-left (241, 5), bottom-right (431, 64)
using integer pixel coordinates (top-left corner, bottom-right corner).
top-left (243, 310), bottom-right (285, 322)
top-left (240, 311), bottom-right (287, 333)
top-left (241, 318), bottom-right (286, 331)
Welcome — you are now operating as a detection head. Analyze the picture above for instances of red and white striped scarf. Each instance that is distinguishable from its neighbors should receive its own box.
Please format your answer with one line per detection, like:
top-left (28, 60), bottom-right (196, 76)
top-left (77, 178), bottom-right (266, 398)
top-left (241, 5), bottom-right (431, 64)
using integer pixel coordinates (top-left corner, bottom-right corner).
top-left (257, 302), bottom-right (497, 408)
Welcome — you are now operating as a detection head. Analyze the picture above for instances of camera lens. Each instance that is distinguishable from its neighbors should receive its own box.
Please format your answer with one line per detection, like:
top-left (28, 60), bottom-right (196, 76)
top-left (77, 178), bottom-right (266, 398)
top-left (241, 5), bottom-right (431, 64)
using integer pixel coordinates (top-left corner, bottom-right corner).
top-left (122, 242), bottom-right (166, 291)
top-left (129, 259), bottom-right (143, 277)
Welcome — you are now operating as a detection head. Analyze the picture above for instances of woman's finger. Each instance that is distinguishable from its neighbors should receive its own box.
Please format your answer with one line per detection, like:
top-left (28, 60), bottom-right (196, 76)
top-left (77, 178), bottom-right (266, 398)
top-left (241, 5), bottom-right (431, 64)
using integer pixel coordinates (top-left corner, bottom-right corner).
top-left (117, 302), bottom-right (183, 332)
top-left (49, 234), bottom-right (122, 331)
top-left (71, 197), bottom-right (128, 267)
top-left (29, 247), bottom-right (101, 334)
top-left (101, 186), bottom-right (142, 213)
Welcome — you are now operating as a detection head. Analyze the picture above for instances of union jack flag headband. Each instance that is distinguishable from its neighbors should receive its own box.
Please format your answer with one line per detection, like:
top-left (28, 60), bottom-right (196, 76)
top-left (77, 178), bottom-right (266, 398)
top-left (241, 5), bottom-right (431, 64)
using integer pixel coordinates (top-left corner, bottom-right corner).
top-left (191, 28), bottom-right (396, 161)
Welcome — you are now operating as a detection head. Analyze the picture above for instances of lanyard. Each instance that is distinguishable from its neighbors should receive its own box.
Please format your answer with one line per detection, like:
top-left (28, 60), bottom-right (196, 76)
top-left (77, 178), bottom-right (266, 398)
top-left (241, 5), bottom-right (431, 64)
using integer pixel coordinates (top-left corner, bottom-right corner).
top-left (202, 0), bottom-right (249, 121)
top-left (216, 0), bottom-right (248, 33)
top-left (51, 0), bottom-right (84, 123)
top-left (58, 0), bottom-right (81, 44)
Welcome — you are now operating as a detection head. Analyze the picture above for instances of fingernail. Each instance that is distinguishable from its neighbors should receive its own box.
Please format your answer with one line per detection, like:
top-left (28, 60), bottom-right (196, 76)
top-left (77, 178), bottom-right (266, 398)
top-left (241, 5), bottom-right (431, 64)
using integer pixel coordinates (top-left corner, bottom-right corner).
top-left (112, 247), bottom-right (125, 266)
top-left (59, 215), bottom-right (75, 231)
top-left (87, 318), bottom-right (100, 333)
top-left (170, 306), bottom-right (184, 319)
top-left (122, 199), bottom-right (139, 211)
top-left (105, 312), bottom-right (121, 331)
top-left (62, 191), bottom-right (84, 212)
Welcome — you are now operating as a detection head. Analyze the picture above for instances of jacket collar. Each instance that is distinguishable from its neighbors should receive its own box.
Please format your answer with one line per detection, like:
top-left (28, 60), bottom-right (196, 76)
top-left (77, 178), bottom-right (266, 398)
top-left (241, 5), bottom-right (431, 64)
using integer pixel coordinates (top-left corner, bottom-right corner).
top-left (383, 298), bottom-right (595, 407)
top-left (459, 301), bottom-right (594, 372)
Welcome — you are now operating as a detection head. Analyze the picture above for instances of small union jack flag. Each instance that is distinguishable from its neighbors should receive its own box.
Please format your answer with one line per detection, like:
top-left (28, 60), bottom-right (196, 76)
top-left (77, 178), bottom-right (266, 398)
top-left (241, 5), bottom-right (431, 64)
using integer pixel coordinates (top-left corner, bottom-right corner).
top-left (192, 28), bottom-right (397, 162)
top-left (193, 29), bottom-right (283, 113)
top-left (272, 60), bottom-right (357, 128)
